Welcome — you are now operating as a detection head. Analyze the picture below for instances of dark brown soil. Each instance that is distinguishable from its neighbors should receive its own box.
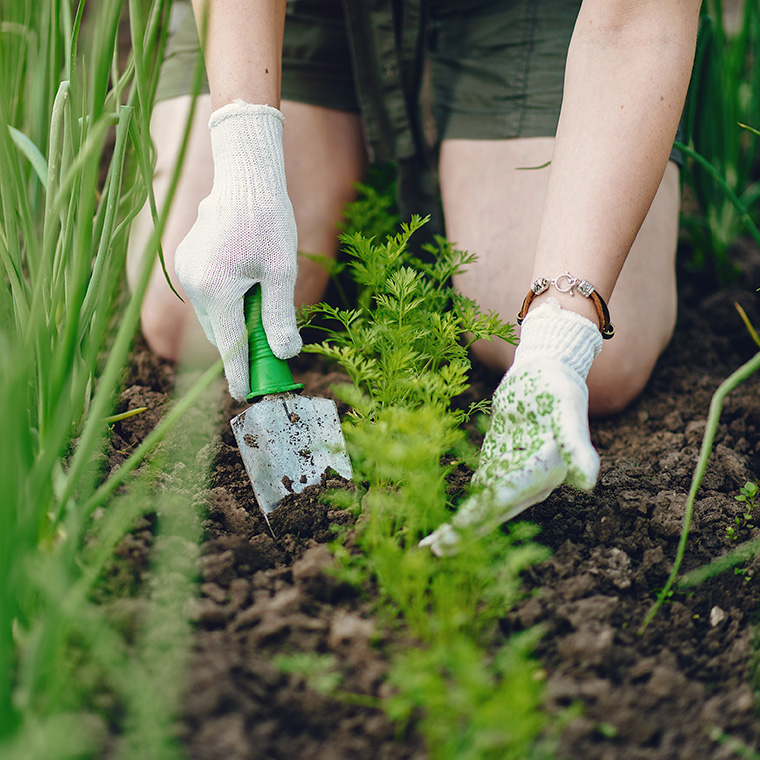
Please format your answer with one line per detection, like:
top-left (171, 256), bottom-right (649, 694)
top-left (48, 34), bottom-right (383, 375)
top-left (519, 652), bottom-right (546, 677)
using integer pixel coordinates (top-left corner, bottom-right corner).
top-left (107, 239), bottom-right (760, 760)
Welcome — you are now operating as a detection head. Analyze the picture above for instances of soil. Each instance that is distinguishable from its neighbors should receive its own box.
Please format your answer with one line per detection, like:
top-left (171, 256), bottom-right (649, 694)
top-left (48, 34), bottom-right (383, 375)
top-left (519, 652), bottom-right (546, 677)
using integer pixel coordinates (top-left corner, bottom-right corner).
top-left (105, 239), bottom-right (760, 760)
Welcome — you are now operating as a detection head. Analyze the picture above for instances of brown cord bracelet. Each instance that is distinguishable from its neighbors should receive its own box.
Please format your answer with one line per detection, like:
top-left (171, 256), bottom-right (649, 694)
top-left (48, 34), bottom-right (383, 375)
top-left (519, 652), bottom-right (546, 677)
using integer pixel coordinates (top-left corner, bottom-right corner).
top-left (517, 272), bottom-right (615, 340)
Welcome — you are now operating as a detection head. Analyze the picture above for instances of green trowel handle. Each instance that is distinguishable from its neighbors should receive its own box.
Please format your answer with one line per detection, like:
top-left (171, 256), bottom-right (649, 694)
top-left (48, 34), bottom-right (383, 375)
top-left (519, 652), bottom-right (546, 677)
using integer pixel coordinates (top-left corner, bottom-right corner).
top-left (244, 284), bottom-right (304, 402)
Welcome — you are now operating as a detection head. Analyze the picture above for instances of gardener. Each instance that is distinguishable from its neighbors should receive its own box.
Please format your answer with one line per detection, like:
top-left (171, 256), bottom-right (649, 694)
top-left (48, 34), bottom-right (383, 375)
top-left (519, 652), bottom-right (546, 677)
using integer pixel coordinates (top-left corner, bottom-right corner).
top-left (128, 0), bottom-right (702, 554)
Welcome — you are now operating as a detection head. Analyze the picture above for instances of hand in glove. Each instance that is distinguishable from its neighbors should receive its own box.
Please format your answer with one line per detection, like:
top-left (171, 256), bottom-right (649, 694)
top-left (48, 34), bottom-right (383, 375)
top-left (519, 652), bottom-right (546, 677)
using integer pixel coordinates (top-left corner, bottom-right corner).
top-left (420, 298), bottom-right (603, 556)
top-left (175, 100), bottom-right (301, 401)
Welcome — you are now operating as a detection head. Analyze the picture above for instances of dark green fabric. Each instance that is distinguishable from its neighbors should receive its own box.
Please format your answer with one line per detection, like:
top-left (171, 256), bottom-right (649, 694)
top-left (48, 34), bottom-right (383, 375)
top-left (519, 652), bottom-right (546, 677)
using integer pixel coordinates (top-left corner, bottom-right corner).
top-left (428, 0), bottom-right (581, 140)
top-left (154, 2), bottom-right (207, 103)
top-left (156, 0), bottom-right (581, 156)
top-left (156, 1), bottom-right (361, 110)
top-left (154, 0), bottom-right (680, 226)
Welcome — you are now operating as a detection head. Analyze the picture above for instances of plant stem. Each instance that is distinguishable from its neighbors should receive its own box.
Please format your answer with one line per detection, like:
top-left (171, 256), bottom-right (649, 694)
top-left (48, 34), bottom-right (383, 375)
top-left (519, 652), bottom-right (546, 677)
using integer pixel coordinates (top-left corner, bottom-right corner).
top-left (679, 535), bottom-right (760, 588)
top-left (638, 348), bottom-right (760, 634)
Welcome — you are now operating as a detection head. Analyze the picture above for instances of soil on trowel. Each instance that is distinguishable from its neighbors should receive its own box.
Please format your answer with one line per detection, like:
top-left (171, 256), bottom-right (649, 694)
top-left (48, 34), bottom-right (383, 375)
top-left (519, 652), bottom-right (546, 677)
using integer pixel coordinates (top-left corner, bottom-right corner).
top-left (107, 237), bottom-right (760, 760)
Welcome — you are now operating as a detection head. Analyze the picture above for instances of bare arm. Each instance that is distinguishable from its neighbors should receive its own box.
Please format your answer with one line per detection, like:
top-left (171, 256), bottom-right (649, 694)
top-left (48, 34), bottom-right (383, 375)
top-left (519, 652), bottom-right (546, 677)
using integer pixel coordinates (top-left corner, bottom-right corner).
top-left (530, 0), bottom-right (701, 323)
top-left (191, 0), bottom-right (286, 110)
top-left (175, 1), bottom-right (300, 401)
top-left (424, 1), bottom-right (702, 556)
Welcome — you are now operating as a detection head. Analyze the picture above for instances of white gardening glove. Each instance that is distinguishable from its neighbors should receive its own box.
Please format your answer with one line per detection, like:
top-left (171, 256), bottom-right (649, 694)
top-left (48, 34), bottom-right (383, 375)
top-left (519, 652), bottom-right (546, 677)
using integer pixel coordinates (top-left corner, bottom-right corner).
top-left (175, 100), bottom-right (301, 401)
top-left (420, 298), bottom-right (603, 556)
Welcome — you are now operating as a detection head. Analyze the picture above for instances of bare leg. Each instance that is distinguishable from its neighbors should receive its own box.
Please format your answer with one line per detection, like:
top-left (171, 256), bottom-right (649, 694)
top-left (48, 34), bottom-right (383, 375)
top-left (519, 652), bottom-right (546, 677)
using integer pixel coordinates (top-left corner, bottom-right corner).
top-left (127, 95), bottom-right (216, 365)
top-left (280, 100), bottom-right (367, 306)
top-left (441, 137), bottom-right (553, 371)
top-left (441, 137), bottom-right (680, 416)
top-left (127, 95), bottom-right (366, 362)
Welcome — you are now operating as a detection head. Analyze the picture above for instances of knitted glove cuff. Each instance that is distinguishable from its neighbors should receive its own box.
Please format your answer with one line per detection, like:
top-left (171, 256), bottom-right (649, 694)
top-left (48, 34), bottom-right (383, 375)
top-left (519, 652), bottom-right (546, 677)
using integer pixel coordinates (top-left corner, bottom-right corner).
top-left (209, 100), bottom-right (285, 129)
top-left (208, 100), bottom-right (289, 197)
top-left (514, 298), bottom-right (603, 382)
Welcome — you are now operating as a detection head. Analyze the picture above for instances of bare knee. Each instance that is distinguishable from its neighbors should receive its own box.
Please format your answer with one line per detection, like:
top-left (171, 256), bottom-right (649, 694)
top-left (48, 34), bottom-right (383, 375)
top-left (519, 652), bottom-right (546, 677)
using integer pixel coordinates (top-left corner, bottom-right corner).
top-left (468, 336), bottom-right (516, 376)
top-left (587, 329), bottom-right (672, 416)
top-left (588, 361), bottom-right (653, 416)
top-left (139, 290), bottom-right (192, 362)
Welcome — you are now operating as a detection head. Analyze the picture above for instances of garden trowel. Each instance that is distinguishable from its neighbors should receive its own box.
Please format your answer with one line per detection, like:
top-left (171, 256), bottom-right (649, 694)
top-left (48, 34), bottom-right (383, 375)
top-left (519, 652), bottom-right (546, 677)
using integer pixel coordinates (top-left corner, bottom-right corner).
top-left (230, 285), bottom-right (352, 519)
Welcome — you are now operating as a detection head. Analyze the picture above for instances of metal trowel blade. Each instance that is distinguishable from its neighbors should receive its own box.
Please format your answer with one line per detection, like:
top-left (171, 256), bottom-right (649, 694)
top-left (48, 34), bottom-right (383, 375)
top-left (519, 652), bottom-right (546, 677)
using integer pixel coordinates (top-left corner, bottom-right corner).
top-left (230, 392), bottom-right (352, 515)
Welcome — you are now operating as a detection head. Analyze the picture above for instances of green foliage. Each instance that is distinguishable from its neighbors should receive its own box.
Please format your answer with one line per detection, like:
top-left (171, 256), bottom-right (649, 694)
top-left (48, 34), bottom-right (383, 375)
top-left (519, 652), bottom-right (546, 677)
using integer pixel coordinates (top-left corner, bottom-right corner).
top-left (339, 163), bottom-right (400, 243)
top-left (306, 190), bottom-right (550, 757)
top-left (640, 349), bottom-right (760, 631)
top-left (274, 651), bottom-right (381, 709)
top-left (386, 632), bottom-right (547, 760)
top-left (735, 479), bottom-right (759, 509)
top-left (303, 215), bottom-right (515, 421)
top-left (680, 0), bottom-right (760, 282)
top-left (333, 400), bottom-right (552, 759)
top-left (274, 653), bottom-right (344, 696)
top-left (708, 726), bottom-right (760, 759)
top-left (642, 298), bottom-right (760, 625)
top-left (0, 1), bottom-right (218, 757)
top-left (726, 480), bottom-right (759, 540)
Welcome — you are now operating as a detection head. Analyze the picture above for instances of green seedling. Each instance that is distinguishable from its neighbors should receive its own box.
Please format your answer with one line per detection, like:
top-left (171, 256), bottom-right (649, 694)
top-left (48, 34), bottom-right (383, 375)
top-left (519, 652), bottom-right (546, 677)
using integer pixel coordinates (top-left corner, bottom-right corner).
top-left (274, 652), bottom-right (380, 709)
top-left (275, 653), bottom-right (344, 696)
top-left (708, 726), bottom-right (760, 759)
top-left (596, 722), bottom-right (619, 739)
top-left (735, 480), bottom-right (759, 510)
top-left (726, 481), bottom-right (759, 540)
top-left (733, 566), bottom-right (753, 583)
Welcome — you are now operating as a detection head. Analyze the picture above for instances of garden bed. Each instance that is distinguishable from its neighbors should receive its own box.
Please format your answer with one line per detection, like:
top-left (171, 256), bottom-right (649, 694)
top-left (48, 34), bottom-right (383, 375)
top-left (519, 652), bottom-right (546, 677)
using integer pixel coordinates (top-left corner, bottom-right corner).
top-left (109, 238), bottom-right (760, 760)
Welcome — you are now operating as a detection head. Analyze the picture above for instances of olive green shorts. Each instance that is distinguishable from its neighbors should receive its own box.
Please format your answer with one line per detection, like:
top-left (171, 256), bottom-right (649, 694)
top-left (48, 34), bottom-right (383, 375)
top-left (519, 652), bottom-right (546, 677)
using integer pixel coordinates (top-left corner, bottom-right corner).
top-left (156, 0), bottom-right (581, 163)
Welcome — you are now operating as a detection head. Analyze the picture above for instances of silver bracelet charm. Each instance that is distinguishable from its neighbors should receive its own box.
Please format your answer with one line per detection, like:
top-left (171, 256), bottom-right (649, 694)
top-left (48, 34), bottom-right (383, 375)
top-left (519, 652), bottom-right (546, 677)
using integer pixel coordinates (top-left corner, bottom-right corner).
top-left (519, 271), bottom-right (614, 339)
top-left (530, 271), bottom-right (595, 298)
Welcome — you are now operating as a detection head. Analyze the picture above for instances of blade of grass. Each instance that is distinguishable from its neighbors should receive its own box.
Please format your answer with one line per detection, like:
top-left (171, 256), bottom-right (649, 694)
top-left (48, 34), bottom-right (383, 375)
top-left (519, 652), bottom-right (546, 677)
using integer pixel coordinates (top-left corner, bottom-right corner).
top-left (679, 535), bottom-right (760, 588)
top-left (734, 302), bottom-right (760, 348)
top-left (639, 349), bottom-right (760, 634)
top-left (674, 139), bottom-right (760, 250)
top-left (57, 85), bottom-right (207, 520)
top-left (7, 125), bottom-right (48, 184)
top-left (79, 105), bottom-right (133, 334)
top-left (103, 406), bottom-right (148, 425)
top-left (739, 122), bottom-right (760, 138)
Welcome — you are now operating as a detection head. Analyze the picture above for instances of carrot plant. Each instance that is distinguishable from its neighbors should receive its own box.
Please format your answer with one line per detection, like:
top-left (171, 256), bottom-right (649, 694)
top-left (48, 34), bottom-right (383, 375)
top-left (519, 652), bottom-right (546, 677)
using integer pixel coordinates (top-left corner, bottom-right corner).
top-left (303, 214), bottom-right (515, 421)
top-left (305, 214), bottom-right (556, 757)
top-left (0, 2), bottom-right (220, 757)
top-left (339, 403), bottom-right (555, 760)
